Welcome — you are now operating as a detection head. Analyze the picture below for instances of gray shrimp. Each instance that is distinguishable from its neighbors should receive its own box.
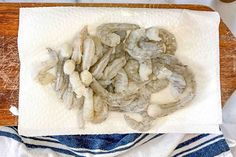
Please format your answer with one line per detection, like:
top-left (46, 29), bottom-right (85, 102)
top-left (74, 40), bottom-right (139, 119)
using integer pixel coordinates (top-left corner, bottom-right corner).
top-left (57, 75), bottom-right (69, 99)
top-left (153, 56), bottom-right (196, 110)
top-left (72, 95), bottom-right (84, 109)
top-left (119, 96), bottom-right (148, 113)
top-left (159, 28), bottom-right (177, 54)
top-left (82, 37), bottom-right (95, 71)
top-left (98, 79), bottom-right (113, 88)
top-left (91, 35), bottom-right (104, 66)
top-left (124, 112), bottom-right (154, 132)
top-left (125, 28), bottom-right (165, 61)
top-left (114, 30), bottom-right (127, 42)
top-left (146, 79), bottom-right (169, 93)
top-left (76, 96), bottom-right (85, 129)
top-left (91, 95), bottom-right (108, 124)
top-left (124, 59), bottom-right (141, 82)
top-left (90, 49), bottom-right (112, 79)
top-left (97, 23), bottom-right (140, 47)
top-left (139, 59), bottom-right (152, 81)
top-left (83, 88), bottom-right (94, 122)
top-left (102, 56), bottom-right (126, 80)
top-left (159, 66), bottom-right (196, 109)
top-left (63, 83), bottom-right (74, 109)
top-left (71, 26), bottom-right (88, 64)
top-left (55, 56), bottom-right (65, 91)
top-left (90, 79), bottom-right (141, 107)
top-left (35, 48), bottom-right (58, 85)
top-left (114, 69), bottom-right (128, 93)
top-left (145, 27), bottom-right (177, 54)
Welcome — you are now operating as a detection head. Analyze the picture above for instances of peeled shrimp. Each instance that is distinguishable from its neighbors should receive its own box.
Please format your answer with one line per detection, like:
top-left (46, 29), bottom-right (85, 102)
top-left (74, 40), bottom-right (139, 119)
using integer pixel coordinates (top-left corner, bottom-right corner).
top-left (139, 59), bottom-right (152, 81)
top-left (124, 59), bottom-right (140, 82)
top-left (80, 70), bottom-right (93, 86)
top-left (71, 26), bottom-right (88, 64)
top-left (91, 35), bottom-right (103, 66)
top-left (102, 56), bottom-right (126, 80)
top-left (91, 95), bottom-right (108, 124)
top-left (125, 28), bottom-right (164, 60)
top-left (91, 49), bottom-right (112, 79)
top-left (124, 112), bottom-right (153, 132)
top-left (69, 71), bottom-right (86, 98)
top-left (82, 37), bottom-right (95, 70)
top-left (63, 83), bottom-right (74, 109)
top-left (83, 88), bottom-right (94, 121)
top-left (35, 48), bottom-right (58, 85)
top-left (97, 23), bottom-right (140, 47)
top-left (114, 69), bottom-right (128, 93)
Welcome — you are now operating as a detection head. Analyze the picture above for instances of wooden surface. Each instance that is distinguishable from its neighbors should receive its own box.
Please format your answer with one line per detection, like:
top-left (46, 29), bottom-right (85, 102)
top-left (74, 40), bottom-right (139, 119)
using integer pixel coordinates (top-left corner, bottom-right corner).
top-left (0, 3), bottom-right (235, 126)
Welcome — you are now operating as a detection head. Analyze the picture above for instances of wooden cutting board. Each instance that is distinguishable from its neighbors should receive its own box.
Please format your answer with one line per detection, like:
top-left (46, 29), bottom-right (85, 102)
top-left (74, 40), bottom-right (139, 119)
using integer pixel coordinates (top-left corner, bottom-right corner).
top-left (0, 3), bottom-right (235, 126)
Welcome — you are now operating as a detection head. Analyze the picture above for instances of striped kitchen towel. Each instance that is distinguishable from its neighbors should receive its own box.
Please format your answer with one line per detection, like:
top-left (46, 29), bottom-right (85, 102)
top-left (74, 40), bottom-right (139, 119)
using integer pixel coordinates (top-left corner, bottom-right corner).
top-left (0, 126), bottom-right (232, 157)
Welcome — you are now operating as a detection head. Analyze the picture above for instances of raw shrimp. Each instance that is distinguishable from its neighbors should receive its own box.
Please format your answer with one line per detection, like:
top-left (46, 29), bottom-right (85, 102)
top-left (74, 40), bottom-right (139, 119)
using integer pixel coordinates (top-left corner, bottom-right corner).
top-left (114, 30), bottom-right (127, 42)
top-left (125, 28), bottom-right (165, 60)
top-left (139, 39), bottom-right (164, 52)
top-left (80, 70), bottom-right (93, 86)
top-left (55, 56), bottom-right (65, 91)
top-left (159, 66), bottom-right (196, 109)
top-left (146, 27), bottom-right (161, 41)
top-left (119, 96), bottom-right (148, 113)
top-left (57, 75), bottom-right (69, 99)
top-left (152, 55), bottom-right (196, 110)
top-left (159, 28), bottom-right (177, 54)
top-left (83, 88), bottom-right (94, 121)
top-left (63, 59), bottom-right (75, 75)
top-left (91, 49), bottom-right (112, 79)
top-left (90, 79), bottom-right (141, 107)
top-left (92, 95), bottom-right (108, 124)
top-left (73, 96), bottom-right (84, 109)
top-left (82, 37), bottom-right (95, 70)
top-left (146, 27), bottom-right (177, 54)
top-left (74, 96), bottom-right (85, 129)
top-left (146, 79), bottom-right (169, 93)
top-left (124, 112), bottom-right (154, 132)
top-left (59, 43), bottom-right (73, 59)
top-left (63, 83), bottom-right (74, 109)
top-left (98, 79), bottom-right (113, 88)
top-left (71, 26), bottom-right (88, 64)
top-left (102, 57), bottom-right (126, 80)
top-left (35, 48), bottom-right (58, 85)
top-left (114, 69), bottom-right (128, 93)
top-left (124, 59), bottom-right (140, 82)
top-left (91, 36), bottom-right (104, 66)
top-left (97, 23), bottom-right (140, 47)
top-left (69, 71), bottom-right (86, 98)
top-left (139, 59), bottom-right (152, 81)
top-left (37, 73), bottom-right (55, 85)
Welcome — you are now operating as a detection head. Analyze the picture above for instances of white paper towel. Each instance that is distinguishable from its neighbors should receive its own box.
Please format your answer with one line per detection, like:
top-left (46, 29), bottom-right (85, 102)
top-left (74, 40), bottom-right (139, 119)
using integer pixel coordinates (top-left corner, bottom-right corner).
top-left (18, 7), bottom-right (221, 136)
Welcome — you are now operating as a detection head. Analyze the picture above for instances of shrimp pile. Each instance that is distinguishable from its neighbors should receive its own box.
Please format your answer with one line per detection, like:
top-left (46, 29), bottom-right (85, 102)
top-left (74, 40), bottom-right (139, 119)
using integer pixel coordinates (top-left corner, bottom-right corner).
top-left (35, 23), bottom-right (196, 132)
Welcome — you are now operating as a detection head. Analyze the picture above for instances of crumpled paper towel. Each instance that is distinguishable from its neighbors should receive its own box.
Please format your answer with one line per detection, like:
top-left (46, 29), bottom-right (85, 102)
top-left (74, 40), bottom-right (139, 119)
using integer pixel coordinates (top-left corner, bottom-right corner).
top-left (18, 7), bottom-right (221, 136)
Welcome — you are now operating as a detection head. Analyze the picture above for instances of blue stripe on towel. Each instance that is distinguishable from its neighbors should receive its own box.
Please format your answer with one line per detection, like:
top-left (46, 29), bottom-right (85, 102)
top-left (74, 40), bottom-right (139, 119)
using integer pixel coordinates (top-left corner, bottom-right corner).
top-left (175, 134), bottom-right (209, 150)
top-left (141, 134), bottom-right (163, 145)
top-left (173, 135), bottom-right (224, 157)
top-left (0, 131), bottom-right (23, 143)
top-left (183, 139), bottom-right (230, 157)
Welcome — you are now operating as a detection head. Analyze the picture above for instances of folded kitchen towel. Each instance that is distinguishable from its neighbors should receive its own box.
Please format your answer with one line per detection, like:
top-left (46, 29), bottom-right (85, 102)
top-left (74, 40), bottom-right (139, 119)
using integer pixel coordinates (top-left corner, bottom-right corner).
top-left (0, 127), bottom-right (232, 157)
top-left (18, 7), bottom-right (221, 136)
